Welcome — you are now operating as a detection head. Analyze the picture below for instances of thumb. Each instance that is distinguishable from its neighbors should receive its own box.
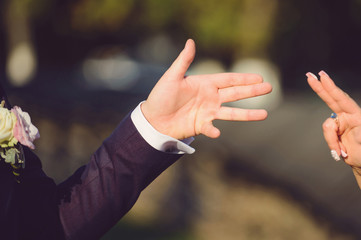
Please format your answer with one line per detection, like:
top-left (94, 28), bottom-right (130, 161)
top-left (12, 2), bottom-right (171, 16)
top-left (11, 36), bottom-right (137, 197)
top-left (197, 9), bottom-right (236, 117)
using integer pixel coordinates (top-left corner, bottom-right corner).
top-left (168, 39), bottom-right (196, 79)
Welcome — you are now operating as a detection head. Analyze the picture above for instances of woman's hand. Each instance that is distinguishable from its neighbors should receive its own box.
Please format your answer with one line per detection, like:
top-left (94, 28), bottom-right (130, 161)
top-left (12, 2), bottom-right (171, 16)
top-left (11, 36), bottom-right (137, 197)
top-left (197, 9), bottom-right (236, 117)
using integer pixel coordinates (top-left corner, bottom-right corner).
top-left (307, 71), bottom-right (361, 188)
top-left (141, 39), bottom-right (273, 140)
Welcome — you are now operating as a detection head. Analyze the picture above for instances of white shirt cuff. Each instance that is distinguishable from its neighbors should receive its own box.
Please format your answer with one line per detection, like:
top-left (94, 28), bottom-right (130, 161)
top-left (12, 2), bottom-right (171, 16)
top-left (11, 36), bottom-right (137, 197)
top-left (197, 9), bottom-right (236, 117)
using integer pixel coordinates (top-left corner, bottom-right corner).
top-left (130, 102), bottom-right (195, 154)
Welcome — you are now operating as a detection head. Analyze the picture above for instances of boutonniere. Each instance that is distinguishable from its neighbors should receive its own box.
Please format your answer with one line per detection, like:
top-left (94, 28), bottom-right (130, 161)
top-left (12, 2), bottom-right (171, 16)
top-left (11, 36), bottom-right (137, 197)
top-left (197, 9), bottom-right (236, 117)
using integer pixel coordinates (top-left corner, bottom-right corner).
top-left (0, 100), bottom-right (40, 168)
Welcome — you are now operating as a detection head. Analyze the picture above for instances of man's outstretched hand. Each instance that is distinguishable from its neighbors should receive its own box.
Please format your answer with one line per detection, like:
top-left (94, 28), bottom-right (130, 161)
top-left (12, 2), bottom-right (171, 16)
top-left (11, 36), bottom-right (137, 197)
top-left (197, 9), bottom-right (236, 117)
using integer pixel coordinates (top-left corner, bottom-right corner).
top-left (141, 39), bottom-right (272, 140)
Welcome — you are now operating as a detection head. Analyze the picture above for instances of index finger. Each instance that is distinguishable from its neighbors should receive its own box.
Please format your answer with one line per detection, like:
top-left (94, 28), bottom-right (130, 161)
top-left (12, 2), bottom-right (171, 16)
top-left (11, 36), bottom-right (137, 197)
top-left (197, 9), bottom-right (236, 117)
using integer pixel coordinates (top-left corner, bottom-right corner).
top-left (307, 71), bottom-right (359, 114)
top-left (306, 72), bottom-right (342, 113)
top-left (318, 71), bottom-right (360, 114)
top-left (196, 73), bottom-right (264, 89)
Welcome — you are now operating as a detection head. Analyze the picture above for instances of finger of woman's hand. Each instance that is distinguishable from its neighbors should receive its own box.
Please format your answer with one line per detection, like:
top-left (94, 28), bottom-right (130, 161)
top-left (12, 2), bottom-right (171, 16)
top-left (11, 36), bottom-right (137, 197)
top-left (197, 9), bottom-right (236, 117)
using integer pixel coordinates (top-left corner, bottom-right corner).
top-left (218, 82), bottom-right (272, 103)
top-left (322, 118), bottom-right (342, 161)
top-left (215, 107), bottom-right (268, 121)
top-left (318, 71), bottom-right (360, 114)
top-left (306, 72), bottom-right (343, 113)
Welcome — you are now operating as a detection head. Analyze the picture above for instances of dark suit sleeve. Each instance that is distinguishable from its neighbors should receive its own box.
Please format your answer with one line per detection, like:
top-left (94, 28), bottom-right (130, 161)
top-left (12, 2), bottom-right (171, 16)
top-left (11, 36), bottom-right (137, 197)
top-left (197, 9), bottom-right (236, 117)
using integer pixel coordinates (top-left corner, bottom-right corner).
top-left (57, 113), bottom-right (183, 240)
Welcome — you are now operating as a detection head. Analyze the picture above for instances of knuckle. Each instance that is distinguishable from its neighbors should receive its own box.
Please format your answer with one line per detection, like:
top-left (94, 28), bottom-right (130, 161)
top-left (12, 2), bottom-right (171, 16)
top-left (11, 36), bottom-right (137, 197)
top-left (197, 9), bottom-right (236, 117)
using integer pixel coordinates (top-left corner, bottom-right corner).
top-left (231, 87), bottom-right (240, 99)
top-left (231, 108), bottom-right (237, 120)
top-left (322, 120), bottom-right (334, 130)
top-left (229, 74), bottom-right (238, 85)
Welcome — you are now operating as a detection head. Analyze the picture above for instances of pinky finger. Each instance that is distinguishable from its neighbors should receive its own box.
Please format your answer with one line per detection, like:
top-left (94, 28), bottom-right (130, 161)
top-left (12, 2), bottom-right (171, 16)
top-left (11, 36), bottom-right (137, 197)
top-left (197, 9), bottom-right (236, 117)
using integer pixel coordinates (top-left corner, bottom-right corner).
top-left (322, 118), bottom-right (342, 161)
top-left (201, 122), bottom-right (221, 139)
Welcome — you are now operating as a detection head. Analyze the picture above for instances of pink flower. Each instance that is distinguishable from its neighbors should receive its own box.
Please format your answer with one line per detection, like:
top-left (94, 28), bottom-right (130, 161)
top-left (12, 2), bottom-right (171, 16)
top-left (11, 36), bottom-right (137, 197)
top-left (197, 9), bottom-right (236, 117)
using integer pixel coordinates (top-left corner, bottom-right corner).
top-left (11, 106), bottom-right (40, 149)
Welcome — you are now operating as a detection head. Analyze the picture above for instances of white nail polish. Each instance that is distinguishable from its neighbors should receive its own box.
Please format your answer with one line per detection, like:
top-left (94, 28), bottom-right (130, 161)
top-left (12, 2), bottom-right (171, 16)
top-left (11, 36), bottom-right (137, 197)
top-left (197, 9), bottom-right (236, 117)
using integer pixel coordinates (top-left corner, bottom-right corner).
top-left (319, 70), bottom-right (329, 77)
top-left (331, 150), bottom-right (341, 161)
top-left (309, 72), bottom-right (318, 80)
top-left (341, 150), bottom-right (348, 158)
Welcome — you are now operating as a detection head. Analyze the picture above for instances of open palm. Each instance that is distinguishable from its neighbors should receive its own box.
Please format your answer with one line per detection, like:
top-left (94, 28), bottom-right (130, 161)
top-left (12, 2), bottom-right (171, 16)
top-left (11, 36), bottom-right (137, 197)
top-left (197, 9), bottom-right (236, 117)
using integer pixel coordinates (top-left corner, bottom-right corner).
top-left (141, 39), bottom-right (272, 140)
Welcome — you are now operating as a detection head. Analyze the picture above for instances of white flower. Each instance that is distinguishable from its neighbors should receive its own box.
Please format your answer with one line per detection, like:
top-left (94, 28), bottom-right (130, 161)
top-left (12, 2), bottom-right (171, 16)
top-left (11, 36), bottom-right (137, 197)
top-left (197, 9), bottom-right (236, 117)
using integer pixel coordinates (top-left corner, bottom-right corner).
top-left (0, 107), bottom-right (18, 147)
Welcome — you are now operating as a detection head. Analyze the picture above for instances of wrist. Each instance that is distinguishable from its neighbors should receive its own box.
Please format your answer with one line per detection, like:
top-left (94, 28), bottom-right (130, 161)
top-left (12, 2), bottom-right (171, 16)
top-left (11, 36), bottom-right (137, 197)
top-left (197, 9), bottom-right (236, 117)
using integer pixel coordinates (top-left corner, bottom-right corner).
top-left (141, 101), bottom-right (170, 137)
top-left (131, 102), bottom-right (195, 154)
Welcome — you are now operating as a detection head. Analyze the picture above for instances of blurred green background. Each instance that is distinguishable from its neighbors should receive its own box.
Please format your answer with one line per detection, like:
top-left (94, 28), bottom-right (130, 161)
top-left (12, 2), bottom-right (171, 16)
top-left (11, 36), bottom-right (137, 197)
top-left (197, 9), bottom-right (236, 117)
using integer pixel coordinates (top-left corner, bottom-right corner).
top-left (1, 0), bottom-right (361, 239)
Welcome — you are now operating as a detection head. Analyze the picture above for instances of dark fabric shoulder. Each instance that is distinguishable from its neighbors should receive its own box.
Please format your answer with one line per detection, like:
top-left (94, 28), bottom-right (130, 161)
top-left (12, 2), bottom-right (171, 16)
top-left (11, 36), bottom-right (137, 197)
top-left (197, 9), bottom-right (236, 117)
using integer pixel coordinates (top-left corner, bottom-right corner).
top-left (18, 147), bottom-right (65, 240)
top-left (0, 161), bottom-right (20, 240)
top-left (0, 147), bottom-right (65, 240)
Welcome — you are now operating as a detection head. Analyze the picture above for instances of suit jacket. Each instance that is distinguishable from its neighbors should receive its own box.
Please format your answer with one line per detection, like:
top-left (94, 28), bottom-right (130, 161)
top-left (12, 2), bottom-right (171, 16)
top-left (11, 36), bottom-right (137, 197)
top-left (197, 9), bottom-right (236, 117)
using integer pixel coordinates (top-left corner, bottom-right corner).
top-left (58, 113), bottom-right (182, 239)
top-left (0, 88), bottom-right (183, 239)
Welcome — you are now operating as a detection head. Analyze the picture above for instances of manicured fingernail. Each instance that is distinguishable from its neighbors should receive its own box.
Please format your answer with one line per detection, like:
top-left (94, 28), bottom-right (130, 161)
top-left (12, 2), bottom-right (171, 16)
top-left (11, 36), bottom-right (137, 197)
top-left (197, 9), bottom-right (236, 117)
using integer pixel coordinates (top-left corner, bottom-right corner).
top-left (319, 70), bottom-right (329, 77)
top-left (331, 150), bottom-right (341, 161)
top-left (341, 150), bottom-right (348, 158)
top-left (306, 72), bottom-right (318, 80)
